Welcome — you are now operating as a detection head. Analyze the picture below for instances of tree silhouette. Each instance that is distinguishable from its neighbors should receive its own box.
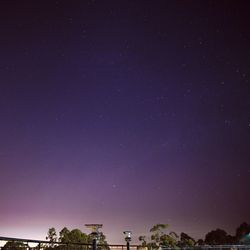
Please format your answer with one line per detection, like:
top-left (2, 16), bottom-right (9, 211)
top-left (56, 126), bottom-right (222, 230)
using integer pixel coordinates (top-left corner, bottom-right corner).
top-left (46, 227), bottom-right (57, 246)
top-left (179, 232), bottom-right (195, 247)
top-left (205, 229), bottom-right (229, 245)
top-left (236, 222), bottom-right (250, 243)
top-left (3, 241), bottom-right (27, 250)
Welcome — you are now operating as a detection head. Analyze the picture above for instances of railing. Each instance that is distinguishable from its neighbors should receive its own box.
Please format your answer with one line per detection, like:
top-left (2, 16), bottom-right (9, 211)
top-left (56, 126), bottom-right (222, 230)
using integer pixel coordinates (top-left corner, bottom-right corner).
top-left (0, 236), bottom-right (139, 250)
top-left (161, 246), bottom-right (250, 250)
top-left (1, 237), bottom-right (250, 250)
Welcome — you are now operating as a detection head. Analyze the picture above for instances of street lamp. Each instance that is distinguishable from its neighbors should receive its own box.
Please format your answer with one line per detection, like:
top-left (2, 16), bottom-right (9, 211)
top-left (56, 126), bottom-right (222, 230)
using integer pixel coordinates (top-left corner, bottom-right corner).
top-left (85, 224), bottom-right (103, 250)
top-left (123, 231), bottom-right (132, 250)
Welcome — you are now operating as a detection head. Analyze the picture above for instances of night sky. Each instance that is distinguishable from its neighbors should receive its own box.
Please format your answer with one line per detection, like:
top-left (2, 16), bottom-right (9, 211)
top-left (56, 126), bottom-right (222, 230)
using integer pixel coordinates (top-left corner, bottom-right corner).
top-left (0, 0), bottom-right (250, 244)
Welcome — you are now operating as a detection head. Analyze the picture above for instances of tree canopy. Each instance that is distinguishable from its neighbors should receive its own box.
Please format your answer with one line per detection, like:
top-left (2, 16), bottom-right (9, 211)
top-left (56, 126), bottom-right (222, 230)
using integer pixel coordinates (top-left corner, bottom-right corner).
top-left (236, 222), bottom-right (250, 243)
top-left (3, 241), bottom-right (27, 250)
top-left (45, 226), bottom-right (109, 250)
top-left (139, 222), bottom-right (250, 249)
top-left (204, 229), bottom-right (230, 245)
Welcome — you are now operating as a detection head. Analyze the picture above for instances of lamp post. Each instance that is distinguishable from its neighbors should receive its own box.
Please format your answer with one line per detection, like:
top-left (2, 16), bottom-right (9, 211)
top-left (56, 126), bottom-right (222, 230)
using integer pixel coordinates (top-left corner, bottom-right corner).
top-left (123, 231), bottom-right (132, 250)
top-left (85, 224), bottom-right (103, 250)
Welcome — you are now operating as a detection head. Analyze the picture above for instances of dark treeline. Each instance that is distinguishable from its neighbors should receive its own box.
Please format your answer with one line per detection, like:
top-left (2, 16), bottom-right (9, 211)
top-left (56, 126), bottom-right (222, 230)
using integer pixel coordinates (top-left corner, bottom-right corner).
top-left (1, 222), bottom-right (250, 250)
top-left (45, 227), bottom-right (109, 249)
top-left (138, 222), bottom-right (250, 248)
top-left (2, 227), bottom-right (109, 250)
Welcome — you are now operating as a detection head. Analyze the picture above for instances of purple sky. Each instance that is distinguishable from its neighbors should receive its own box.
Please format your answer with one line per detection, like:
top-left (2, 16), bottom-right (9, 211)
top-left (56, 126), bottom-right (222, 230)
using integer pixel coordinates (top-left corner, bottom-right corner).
top-left (0, 0), bottom-right (250, 244)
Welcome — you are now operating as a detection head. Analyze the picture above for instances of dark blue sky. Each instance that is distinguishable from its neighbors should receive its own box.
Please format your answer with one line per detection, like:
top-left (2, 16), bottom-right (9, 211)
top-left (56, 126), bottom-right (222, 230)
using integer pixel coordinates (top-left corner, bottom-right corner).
top-left (0, 0), bottom-right (250, 244)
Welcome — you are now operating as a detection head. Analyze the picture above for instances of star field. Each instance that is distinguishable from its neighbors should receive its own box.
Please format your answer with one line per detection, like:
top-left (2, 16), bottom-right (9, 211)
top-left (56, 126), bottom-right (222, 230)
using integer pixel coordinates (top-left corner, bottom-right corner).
top-left (0, 0), bottom-right (250, 244)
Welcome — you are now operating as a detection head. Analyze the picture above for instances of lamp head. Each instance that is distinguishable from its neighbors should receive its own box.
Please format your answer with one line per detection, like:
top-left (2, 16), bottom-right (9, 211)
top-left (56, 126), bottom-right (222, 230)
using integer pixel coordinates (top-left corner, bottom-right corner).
top-left (123, 231), bottom-right (132, 242)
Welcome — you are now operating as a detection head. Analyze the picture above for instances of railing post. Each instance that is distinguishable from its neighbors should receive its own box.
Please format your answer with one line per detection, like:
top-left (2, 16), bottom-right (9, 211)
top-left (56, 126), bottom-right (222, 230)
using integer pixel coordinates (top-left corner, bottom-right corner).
top-left (92, 238), bottom-right (97, 250)
top-left (126, 241), bottom-right (130, 250)
top-left (123, 231), bottom-right (132, 250)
